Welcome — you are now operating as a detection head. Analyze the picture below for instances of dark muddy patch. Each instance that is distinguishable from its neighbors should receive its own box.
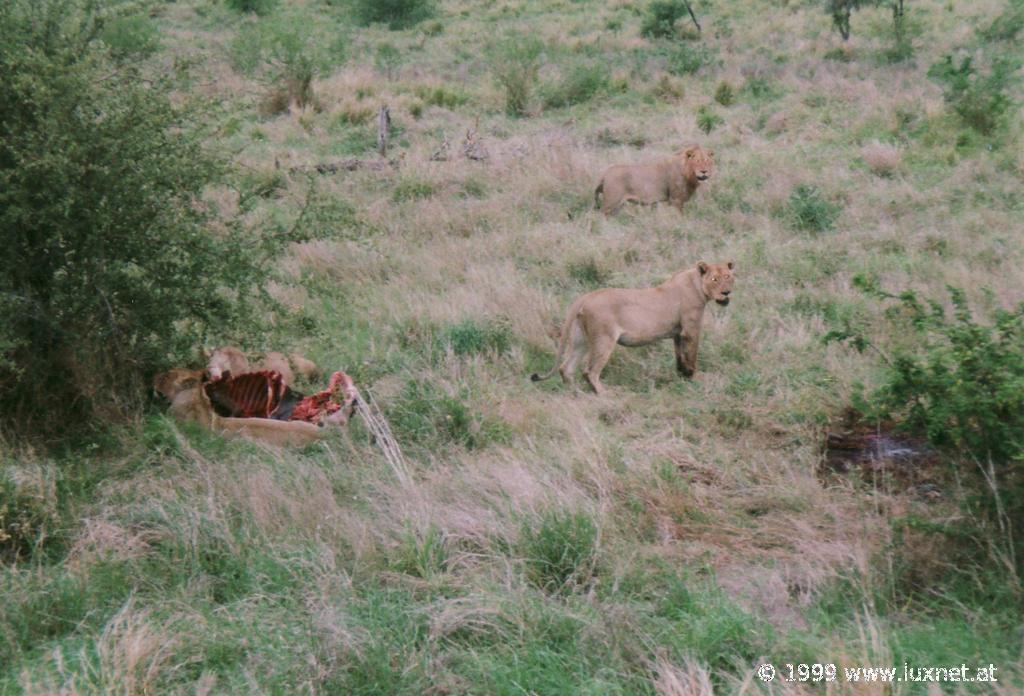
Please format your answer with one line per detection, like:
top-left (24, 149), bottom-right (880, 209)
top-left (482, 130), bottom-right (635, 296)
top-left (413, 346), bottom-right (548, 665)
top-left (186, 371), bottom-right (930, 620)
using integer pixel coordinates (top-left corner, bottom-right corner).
top-left (821, 425), bottom-right (943, 500)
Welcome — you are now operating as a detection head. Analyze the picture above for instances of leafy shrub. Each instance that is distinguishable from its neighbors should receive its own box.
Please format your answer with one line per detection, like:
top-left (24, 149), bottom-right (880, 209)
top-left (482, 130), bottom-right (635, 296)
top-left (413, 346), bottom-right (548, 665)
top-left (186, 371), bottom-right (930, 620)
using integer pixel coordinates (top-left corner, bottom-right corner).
top-left (491, 37), bottom-right (544, 117)
top-left (714, 81), bottom-right (736, 106)
top-left (392, 525), bottom-right (448, 579)
top-left (641, 0), bottom-right (697, 39)
top-left (520, 510), bottom-right (598, 594)
top-left (787, 184), bottom-right (841, 233)
top-left (661, 43), bottom-right (713, 76)
top-left (100, 13), bottom-right (160, 59)
top-left (836, 282), bottom-right (1024, 569)
top-left (851, 286), bottom-right (1024, 466)
top-left (541, 63), bottom-right (610, 109)
top-left (979, 0), bottom-right (1024, 42)
top-left (696, 105), bottom-right (723, 134)
top-left (226, 0), bottom-right (278, 15)
top-left (928, 55), bottom-right (1016, 136)
top-left (0, 0), bottom-right (262, 434)
top-left (348, 0), bottom-right (435, 30)
top-left (435, 320), bottom-right (513, 358)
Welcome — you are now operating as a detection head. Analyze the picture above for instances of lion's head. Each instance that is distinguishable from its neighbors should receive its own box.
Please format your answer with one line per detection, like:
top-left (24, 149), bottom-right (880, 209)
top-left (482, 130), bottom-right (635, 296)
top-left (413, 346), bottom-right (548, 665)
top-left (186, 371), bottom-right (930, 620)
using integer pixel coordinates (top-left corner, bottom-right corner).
top-left (679, 145), bottom-right (714, 184)
top-left (153, 368), bottom-right (204, 402)
top-left (697, 260), bottom-right (735, 306)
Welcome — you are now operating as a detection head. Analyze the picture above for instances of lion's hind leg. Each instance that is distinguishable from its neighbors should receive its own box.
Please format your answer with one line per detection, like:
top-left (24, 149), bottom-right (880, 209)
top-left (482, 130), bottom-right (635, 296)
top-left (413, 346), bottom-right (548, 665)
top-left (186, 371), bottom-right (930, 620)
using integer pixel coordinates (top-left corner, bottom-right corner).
top-left (584, 333), bottom-right (617, 395)
top-left (559, 319), bottom-right (588, 387)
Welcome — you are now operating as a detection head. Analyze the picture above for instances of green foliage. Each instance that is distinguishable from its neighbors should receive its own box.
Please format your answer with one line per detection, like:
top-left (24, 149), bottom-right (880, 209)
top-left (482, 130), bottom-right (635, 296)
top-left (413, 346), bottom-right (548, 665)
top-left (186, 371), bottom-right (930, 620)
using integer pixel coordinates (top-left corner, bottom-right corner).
top-left (227, 0), bottom-right (278, 15)
top-left (787, 184), bottom-right (841, 233)
top-left (825, 0), bottom-right (878, 41)
top-left (640, 0), bottom-right (697, 39)
top-left (541, 62), bottom-right (610, 109)
top-left (655, 42), bottom-right (714, 76)
top-left (566, 259), bottom-right (608, 288)
top-left (392, 525), bottom-right (448, 578)
top-left (0, 0), bottom-right (262, 434)
top-left (927, 54), bottom-right (1017, 136)
top-left (491, 37), bottom-right (544, 117)
top-left (714, 81), bottom-right (736, 106)
top-left (374, 42), bottom-right (403, 79)
top-left (100, 12), bottom-right (160, 59)
top-left (979, 0), bottom-right (1024, 42)
top-left (520, 510), bottom-right (598, 594)
top-left (348, 0), bottom-right (436, 30)
top-left (435, 320), bottom-right (513, 358)
top-left (392, 178), bottom-right (436, 202)
top-left (853, 286), bottom-right (1024, 465)
top-left (696, 105), bottom-right (723, 133)
top-left (388, 379), bottom-right (508, 451)
top-left (415, 84), bottom-right (468, 109)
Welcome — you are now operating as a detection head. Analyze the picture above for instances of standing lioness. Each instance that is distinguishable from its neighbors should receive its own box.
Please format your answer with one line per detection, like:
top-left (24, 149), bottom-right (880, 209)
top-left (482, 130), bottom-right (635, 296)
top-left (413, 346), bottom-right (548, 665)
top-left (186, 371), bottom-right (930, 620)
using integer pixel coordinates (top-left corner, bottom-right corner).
top-left (531, 261), bottom-right (735, 394)
top-left (595, 145), bottom-right (714, 216)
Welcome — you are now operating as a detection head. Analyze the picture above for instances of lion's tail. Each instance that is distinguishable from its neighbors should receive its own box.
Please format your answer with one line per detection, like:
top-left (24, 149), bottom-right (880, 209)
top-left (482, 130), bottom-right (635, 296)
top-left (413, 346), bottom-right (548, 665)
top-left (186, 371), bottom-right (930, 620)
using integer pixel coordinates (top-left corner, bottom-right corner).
top-left (594, 180), bottom-right (604, 209)
top-left (531, 303), bottom-right (580, 383)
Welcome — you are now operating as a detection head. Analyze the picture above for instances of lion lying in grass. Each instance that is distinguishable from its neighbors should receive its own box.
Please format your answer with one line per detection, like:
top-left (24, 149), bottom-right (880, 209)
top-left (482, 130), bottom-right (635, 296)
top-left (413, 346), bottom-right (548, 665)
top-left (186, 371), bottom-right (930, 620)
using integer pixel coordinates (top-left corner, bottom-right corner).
top-left (594, 145), bottom-right (714, 216)
top-left (531, 260), bottom-right (735, 394)
top-left (153, 368), bottom-right (356, 447)
top-left (204, 346), bottom-right (319, 386)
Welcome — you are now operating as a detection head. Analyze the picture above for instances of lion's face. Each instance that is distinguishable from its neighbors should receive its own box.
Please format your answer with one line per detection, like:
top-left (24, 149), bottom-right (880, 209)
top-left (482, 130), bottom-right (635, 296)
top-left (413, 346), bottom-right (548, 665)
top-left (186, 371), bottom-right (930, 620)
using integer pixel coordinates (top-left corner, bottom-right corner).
top-left (680, 146), bottom-right (714, 184)
top-left (154, 368), bottom-right (204, 401)
top-left (697, 261), bottom-right (735, 306)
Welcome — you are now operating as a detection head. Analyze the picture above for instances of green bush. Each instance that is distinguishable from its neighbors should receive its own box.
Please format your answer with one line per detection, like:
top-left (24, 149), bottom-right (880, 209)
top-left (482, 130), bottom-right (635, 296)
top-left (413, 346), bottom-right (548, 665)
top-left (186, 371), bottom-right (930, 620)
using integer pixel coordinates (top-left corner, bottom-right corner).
top-left (100, 13), bottom-right (160, 59)
top-left (658, 42), bottom-right (714, 76)
top-left (696, 105), bottom-right (723, 133)
top-left (542, 62), bottom-right (610, 109)
top-left (348, 0), bottom-right (435, 30)
top-left (787, 184), bottom-right (841, 233)
top-left (0, 0), bottom-right (262, 434)
top-left (640, 0), bottom-right (697, 39)
top-left (979, 0), bottom-right (1024, 42)
top-left (836, 282), bottom-right (1024, 571)
top-left (520, 510), bottom-right (598, 594)
top-left (714, 81), bottom-right (736, 106)
top-left (928, 54), bottom-right (1016, 136)
top-left (227, 0), bottom-right (278, 15)
top-left (415, 85), bottom-right (467, 109)
top-left (491, 36), bottom-right (544, 117)
top-left (388, 379), bottom-right (508, 451)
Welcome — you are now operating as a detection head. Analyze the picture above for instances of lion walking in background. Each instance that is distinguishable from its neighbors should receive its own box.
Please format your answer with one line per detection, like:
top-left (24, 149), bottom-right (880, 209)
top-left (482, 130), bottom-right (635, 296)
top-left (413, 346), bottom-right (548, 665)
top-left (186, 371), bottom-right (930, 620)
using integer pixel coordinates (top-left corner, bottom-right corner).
top-left (595, 145), bottom-right (714, 216)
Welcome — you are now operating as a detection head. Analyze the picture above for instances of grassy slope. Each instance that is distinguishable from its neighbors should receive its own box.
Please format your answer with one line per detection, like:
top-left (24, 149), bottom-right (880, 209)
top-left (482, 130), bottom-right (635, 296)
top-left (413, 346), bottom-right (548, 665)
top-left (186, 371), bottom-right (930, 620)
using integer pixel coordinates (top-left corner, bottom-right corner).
top-left (3, 0), bottom-right (1023, 692)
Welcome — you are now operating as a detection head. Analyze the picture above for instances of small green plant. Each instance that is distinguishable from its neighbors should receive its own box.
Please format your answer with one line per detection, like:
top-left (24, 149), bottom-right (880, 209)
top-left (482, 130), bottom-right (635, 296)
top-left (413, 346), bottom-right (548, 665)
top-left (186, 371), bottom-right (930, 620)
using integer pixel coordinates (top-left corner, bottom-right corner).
top-left (388, 379), bottom-right (509, 451)
top-left (787, 184), bottom-right (841, 233)
top-left (491, 37), bottom-right (544, 117)
top-left (928, 54), bottom-right (1016, 136)
top-left (660, 42), bottom-right (713, 76)
top-left (374, 42), bottom-right (403, 80)
top-left (392, 178), bottom-right (436, 202)
top-left (435, 319), bottom-right (513, 358)
top-left (393, 525), bottom-right (448, 579)
top-left (541, 62), bottom-right (610, 109)
top-left (714, 81), bottom-right (736, 106)
top-left (567, 259), bottom-right (608, 288)
top-left (348, 0), bottom-right (436, 30)
top-left (641, 0), bottom-right (700, 39)
top-left (415, 84), bottom-right (468, 109)
top-left (696, 105), bottom-right (723, 133)
top-left (520, 510), bottom-right (598, 594)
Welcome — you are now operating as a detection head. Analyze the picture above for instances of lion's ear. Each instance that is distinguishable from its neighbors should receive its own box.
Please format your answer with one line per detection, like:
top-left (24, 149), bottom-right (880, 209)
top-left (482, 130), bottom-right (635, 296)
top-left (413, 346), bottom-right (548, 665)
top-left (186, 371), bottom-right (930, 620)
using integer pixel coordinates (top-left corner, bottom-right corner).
top-left (707, 149), bottom-right (714, 157)
top-left (683, 145), bottom-right (697, 159)
top-left (727, 260), bottom-right (734, 270)
top-left (697, 261), bottom-right (709, 275)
